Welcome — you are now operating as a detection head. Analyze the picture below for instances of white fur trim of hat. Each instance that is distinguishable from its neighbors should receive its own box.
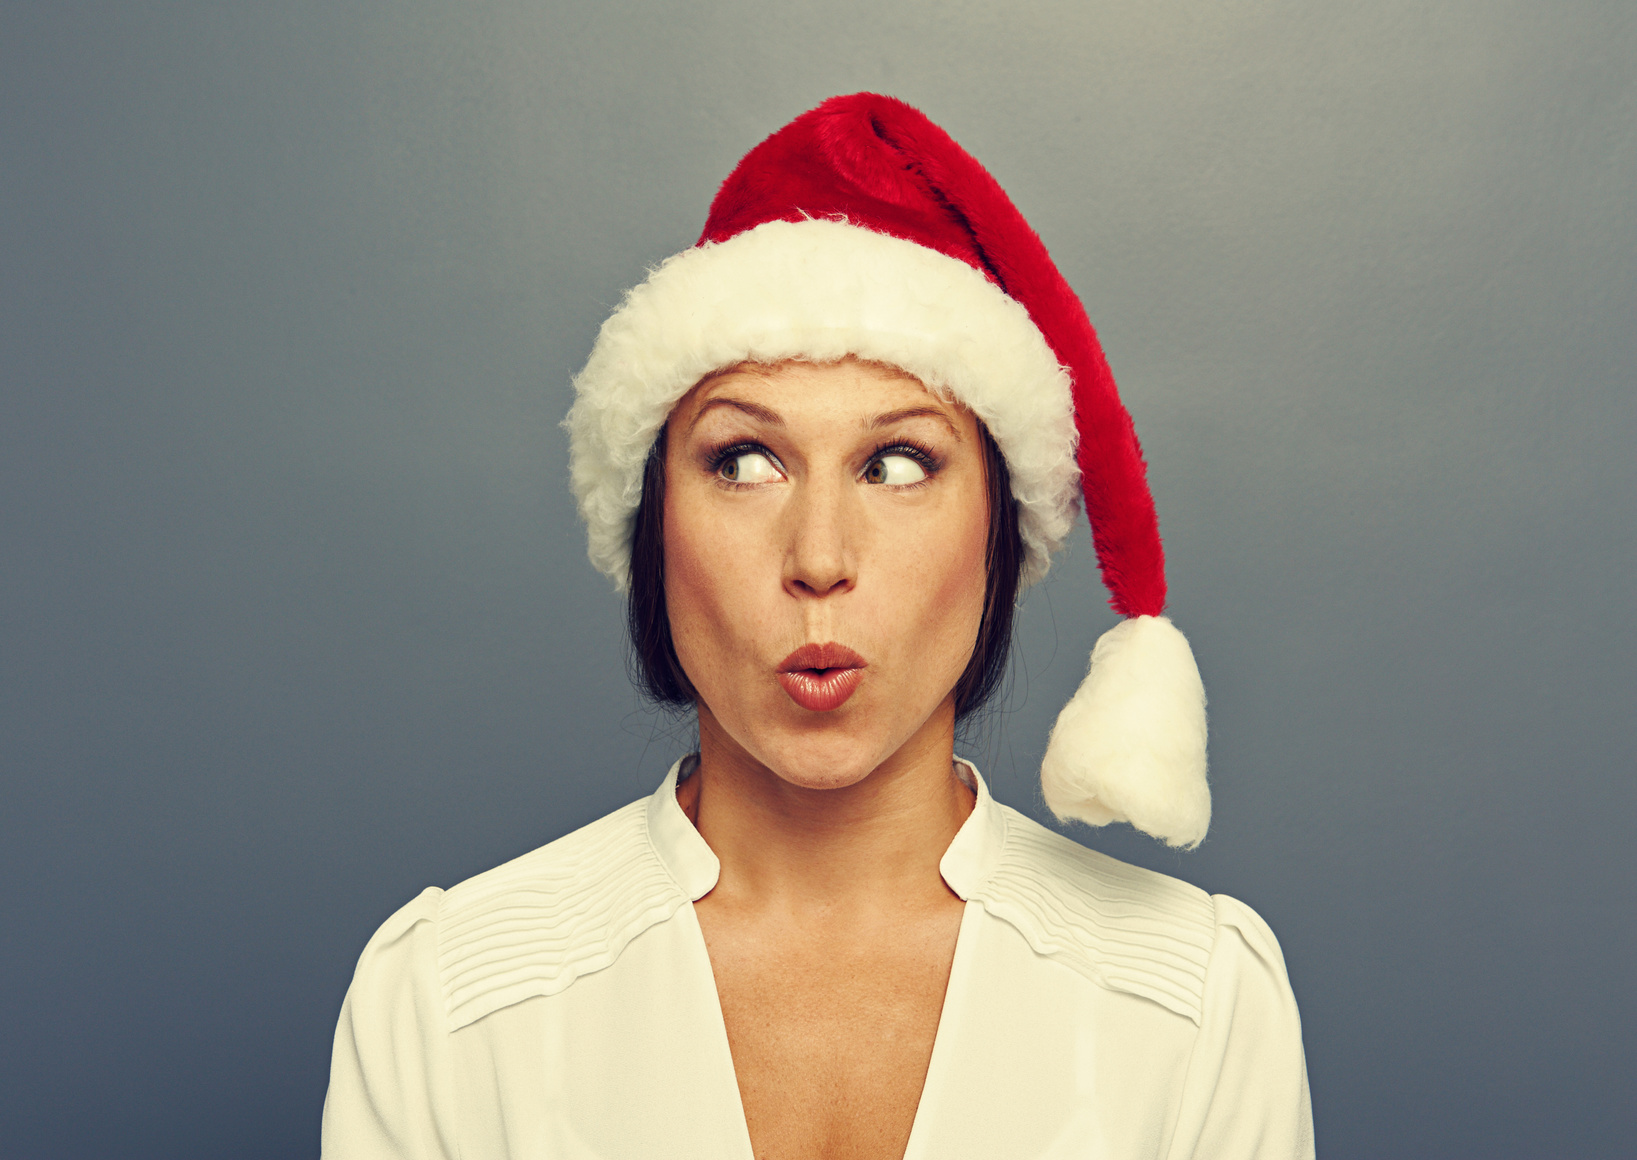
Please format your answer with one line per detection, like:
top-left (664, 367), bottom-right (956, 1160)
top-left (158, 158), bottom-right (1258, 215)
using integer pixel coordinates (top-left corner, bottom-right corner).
top-left (565, 218), bottom-right (1079, 592)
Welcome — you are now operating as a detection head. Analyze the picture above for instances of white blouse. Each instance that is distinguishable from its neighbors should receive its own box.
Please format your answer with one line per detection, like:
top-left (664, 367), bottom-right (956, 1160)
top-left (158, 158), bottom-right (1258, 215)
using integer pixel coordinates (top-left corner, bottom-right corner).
top-left (322, 760), bottom-right (1314, 1159)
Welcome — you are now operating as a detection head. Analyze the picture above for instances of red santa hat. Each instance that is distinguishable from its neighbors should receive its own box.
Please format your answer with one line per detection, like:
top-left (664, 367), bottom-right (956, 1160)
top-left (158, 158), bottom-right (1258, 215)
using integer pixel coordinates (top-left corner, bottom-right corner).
top-left (566, 93), bottom-right (1210, 848)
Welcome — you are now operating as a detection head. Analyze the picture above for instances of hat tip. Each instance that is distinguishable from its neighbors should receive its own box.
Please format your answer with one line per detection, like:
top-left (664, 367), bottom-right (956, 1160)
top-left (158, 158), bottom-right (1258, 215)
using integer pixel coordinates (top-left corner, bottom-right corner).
top-left (1040, 615), bottom-right (1210, 848)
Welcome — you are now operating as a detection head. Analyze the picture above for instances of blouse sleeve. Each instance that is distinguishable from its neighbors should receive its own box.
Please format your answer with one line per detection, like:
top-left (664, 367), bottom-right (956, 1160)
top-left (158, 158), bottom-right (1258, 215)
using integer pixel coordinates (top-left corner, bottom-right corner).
top-left (321, 888), bottom-right (460, 1160)
top-left (1166, 894), bottom-right (1315, 1160)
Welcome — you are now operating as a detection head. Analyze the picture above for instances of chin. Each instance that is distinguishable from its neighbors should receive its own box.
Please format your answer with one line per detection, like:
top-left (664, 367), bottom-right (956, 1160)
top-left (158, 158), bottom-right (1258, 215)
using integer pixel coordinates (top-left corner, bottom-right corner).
top-left (762, 743), bottom-right (882, 790)
top-left (757, 745), bottom-right (889, 791)
top-left (739, 694), bottom-right (931, 791)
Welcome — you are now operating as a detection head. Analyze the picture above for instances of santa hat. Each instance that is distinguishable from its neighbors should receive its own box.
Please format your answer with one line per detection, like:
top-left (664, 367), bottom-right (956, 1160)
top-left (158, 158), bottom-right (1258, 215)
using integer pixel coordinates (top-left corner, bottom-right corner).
top-left (565, 94), bottom-right (1209, 848)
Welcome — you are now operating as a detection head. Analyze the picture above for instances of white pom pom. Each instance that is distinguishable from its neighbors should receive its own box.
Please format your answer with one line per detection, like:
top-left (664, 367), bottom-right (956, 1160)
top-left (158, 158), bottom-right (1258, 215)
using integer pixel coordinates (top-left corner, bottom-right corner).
top-left (1040, 615), bottom-right (1210, 848)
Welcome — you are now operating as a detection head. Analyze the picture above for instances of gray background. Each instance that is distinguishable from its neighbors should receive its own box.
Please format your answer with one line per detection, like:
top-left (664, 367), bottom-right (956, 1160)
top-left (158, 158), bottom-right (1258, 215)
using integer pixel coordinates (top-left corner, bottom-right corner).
top-left (3, 2), bottom-right (1633, 1157)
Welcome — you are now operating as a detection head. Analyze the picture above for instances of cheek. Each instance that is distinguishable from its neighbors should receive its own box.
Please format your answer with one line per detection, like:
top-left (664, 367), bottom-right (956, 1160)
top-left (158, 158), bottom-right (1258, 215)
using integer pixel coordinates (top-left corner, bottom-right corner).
top-left (884, 491), bottom-right (991, 666)
top-left (660, 483), bottom-right (775, 684)
top-left (931, 521), bottom-right (990, 640)
top-left (661, 490), bottom-right (720, 646)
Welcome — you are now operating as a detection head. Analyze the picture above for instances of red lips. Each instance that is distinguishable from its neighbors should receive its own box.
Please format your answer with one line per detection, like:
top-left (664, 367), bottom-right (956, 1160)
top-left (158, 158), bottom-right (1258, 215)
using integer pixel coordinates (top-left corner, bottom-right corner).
top-left (776, 642), bottom-right (867, 712)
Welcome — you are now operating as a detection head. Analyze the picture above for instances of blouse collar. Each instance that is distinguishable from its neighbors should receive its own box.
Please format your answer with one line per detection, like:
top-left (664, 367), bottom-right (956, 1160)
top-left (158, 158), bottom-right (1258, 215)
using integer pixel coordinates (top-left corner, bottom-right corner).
top-left (647, 755), bottom-right (720, 900)
top-left (646, 755), bottom-right (1004, 903)
top-left (939, 758), bottom-right (1007, 900)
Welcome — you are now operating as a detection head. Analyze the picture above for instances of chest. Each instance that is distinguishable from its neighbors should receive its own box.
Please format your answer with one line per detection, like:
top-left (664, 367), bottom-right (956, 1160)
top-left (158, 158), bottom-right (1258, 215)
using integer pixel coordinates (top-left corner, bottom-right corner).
top-left (446, 904), bottom-right (1198, 1160)
top-left (699, 902), bottom-right (964, 1160)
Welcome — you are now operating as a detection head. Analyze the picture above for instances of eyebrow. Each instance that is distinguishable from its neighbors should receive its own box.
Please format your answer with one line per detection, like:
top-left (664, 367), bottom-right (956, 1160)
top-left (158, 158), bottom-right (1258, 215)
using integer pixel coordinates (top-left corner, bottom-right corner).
top-left (869, 406), bottom-right (964, 440)
top-left (685, 397), bottom-right (786, 436)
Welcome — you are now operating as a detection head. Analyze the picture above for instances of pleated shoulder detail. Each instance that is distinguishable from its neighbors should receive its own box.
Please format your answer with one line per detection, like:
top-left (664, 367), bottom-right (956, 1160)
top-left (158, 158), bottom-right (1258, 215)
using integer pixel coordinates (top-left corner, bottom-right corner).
top-left (971, 805), bottom-right (1217, 1024)
top-left (435, 799), bottom-right (688, 1030)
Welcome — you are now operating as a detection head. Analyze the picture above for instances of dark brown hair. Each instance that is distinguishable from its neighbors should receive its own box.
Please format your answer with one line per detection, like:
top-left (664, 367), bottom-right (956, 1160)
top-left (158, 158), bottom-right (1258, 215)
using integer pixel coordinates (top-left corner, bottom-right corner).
top-left (626, 420), bottom-right (1023, 719)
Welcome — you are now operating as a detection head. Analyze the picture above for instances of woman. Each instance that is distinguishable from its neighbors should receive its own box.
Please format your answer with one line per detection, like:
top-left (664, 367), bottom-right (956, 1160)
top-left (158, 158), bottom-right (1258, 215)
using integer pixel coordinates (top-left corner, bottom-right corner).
top-left (322, 94), bottom-right (1313, 1159)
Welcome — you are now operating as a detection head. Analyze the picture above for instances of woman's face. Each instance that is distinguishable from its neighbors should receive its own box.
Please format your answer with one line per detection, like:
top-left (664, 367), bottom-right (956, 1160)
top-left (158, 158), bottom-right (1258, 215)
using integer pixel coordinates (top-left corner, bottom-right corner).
top-left (663, 358), bottom-right (990, 791)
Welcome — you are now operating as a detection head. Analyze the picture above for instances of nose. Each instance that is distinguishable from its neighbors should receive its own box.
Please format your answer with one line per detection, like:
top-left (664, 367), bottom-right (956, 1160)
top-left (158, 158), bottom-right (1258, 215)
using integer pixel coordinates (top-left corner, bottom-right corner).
top-left (782, 473), bottom-right (857, 599)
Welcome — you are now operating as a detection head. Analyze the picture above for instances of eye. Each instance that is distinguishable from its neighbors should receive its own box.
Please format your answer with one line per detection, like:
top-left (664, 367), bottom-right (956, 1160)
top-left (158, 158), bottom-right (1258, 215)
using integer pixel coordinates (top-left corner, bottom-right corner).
top-left (864, 453), bottom-right (929, 486)
top-left (719, 450), bottom-right (782, 484)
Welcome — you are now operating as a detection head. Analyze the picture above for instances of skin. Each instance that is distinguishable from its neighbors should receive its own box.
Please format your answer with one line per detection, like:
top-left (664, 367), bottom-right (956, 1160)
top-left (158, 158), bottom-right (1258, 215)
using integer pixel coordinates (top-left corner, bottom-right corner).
top-left (663, 357), bottom-right (992, 1160)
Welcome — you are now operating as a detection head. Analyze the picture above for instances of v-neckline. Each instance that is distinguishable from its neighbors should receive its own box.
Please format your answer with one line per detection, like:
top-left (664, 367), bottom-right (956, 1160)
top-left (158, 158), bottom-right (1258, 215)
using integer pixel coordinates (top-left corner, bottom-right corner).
top-left (647, 756), bottom-right (1005, 1159)
top-left (899, 898), bottom-right (983, 1159)
top-left (681, 895), bottom-right (984, 1160)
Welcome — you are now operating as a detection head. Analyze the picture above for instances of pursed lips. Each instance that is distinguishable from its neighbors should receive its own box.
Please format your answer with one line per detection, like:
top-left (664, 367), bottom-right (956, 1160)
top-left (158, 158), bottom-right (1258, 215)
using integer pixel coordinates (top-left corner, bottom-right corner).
top-left (776, 642), bottom-right (867, 712)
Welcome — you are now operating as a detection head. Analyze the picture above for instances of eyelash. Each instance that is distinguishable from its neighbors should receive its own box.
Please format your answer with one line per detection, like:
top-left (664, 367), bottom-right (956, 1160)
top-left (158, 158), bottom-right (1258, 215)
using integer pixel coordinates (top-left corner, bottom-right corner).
top-left (706, 441), bottom-right (783, 486)
top-left (705, 439), bottom-right (943, 487)
top-left (862, 440), bottom-right (941, 490)
top-left (866, 439), bottom-right (940, 477)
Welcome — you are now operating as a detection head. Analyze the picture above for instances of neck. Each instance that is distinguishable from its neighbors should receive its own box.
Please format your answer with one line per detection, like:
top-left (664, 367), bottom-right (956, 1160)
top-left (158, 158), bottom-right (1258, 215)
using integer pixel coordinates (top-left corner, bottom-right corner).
top-left (682, 701), bottom-right (975, 914)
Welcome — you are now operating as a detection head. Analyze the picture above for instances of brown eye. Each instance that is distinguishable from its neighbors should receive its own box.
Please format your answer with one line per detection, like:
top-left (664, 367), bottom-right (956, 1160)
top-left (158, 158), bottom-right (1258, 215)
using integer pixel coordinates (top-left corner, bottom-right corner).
top-left (721, 458), bottom-right (738, 480)
top-left (863, 453), bottom-right (928, 485)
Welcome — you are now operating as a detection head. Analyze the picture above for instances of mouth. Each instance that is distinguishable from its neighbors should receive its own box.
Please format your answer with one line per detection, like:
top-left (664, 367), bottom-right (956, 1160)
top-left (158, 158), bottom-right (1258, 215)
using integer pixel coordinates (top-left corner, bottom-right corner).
top-left (776, 642), bottom-right (868, 713)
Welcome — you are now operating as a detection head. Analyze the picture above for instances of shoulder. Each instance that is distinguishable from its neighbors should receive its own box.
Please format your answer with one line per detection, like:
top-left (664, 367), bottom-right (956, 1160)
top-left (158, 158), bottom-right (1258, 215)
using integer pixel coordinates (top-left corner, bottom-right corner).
top-left (341, 886), bottom-right (446, 1014)
top-left (972, 805), bottom-right (1239, 1024)
top-left (354, 796), bottom-right (690, 1031)
top-left (437, 797), bottom-right (690, 1027)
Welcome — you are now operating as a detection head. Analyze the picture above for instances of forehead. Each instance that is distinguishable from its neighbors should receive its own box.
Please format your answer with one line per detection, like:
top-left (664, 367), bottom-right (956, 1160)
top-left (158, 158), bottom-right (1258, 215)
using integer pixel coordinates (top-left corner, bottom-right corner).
top-left (680, 357), bottom-right (964, 425)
